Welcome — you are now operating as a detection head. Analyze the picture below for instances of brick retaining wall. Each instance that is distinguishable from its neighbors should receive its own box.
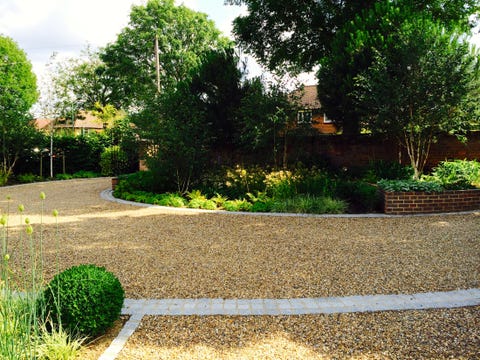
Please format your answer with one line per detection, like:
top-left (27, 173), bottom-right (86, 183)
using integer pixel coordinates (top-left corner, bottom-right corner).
top-left (381, 189), bottom-right (480, 215)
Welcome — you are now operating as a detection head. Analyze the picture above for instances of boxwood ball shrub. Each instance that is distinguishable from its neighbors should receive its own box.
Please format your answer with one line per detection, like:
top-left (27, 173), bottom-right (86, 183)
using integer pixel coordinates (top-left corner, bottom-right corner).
top-left (43, 264), bottom-right (124, 338)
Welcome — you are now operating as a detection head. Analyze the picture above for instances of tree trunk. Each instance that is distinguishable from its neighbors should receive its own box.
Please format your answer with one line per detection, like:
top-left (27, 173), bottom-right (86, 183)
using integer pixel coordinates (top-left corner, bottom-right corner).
top-left (403, 130), bottom-right (433, 180)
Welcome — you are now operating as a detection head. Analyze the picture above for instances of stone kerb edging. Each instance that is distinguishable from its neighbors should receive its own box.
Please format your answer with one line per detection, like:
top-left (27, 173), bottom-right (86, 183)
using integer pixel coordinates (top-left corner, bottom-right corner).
top-left (99, 289), bottom-right (480, 360)
top-left (101, 189), bottom-right (480, 218)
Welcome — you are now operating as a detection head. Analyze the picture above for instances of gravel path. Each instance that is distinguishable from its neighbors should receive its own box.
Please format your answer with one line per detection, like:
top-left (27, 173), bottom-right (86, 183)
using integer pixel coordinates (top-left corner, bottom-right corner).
top-left (1, 178), bottom-right (479, 359)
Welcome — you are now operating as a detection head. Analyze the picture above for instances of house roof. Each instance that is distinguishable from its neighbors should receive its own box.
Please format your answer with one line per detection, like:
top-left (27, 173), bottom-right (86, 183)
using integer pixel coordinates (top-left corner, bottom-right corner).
top-left (34, 111), bottom-right (104, 131)
top-left (292, 85), bottom-right (321, 109)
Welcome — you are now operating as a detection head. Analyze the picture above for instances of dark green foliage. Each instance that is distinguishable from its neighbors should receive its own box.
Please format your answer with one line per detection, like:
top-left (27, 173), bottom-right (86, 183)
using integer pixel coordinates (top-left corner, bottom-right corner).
top-left (15, 173), bottom-right (41, 183)
top-left (362, 160), bottom-right (413, 183)
top-left (377, 179), bottom-right (444, 192)
top-left (55, 171), bottom-right (99, 181)
top-left (53, 133), bottom-right (108, 174)
top-left (72, 170), bottom-right (100, 178)
top-left (0, 35), bottom-right (38, 183)
top-left (292, 167), bottom-right (337, 197)
top-left (114, 171), bottom-right (158, 194)
top-left (229, 0), bottom-right (478, 72)
top-left (335, 181), bottom-right (382, 212)
top-left (271, 195), bottom-right (347, 214)
top-left (43, 264), bottom-right (124, 338)
top-left (100, 146), bottom-right (129, 176)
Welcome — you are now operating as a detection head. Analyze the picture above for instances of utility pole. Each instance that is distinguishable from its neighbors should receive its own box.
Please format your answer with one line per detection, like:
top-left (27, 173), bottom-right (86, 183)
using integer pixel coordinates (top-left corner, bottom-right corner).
top-left (154, 34), bottom-right (160, 93)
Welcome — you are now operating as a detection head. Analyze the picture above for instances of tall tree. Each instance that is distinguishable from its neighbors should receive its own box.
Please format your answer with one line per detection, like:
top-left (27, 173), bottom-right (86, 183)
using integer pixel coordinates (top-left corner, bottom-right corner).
top-left (228, 0), bottom-right (479, 135)
top-left (227, 0), bottom-right (478, 73)
top-left (352, 15), bottom-right (480, 179)
top-left (0, 35), bottom-right (38, 183)
top-left (101, 0), bottom-right (231, 109)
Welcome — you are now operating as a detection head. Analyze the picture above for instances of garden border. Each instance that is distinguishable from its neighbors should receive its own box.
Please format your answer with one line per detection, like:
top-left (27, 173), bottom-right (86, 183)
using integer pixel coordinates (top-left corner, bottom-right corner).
top-left (101, 189), bottom-right (480, 217)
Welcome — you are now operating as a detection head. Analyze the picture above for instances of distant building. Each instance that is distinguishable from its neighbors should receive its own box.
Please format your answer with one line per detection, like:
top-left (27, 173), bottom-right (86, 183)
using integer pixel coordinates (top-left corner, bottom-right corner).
top-left (34, 111), bottom-right (105, 135)
top-left (293, 85), bottom-right (338, 135)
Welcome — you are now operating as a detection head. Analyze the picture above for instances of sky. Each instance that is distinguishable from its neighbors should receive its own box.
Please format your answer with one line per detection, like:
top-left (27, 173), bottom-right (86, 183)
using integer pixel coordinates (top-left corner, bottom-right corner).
top-left (1, 0), bottom-right (479, 90)
top-left (0, 0), bottom-right (269, 80)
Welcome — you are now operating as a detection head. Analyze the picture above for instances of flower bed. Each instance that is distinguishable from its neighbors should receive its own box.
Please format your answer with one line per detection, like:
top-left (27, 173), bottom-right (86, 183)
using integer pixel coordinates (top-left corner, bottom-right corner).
top-left (381, 188), bottom-right (480, 214)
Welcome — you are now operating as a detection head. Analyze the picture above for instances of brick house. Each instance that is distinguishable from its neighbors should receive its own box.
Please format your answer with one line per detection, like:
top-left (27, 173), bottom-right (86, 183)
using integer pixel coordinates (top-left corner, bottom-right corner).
top-left (34, 111), bottom-right (105, 135)
top-left (293, 85), bottom-right (338, 135)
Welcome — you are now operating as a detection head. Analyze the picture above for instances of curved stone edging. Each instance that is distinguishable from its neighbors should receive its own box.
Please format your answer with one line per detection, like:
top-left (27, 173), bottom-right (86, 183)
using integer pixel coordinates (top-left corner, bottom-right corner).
top-left (101, 189), bottom-right (480, 218)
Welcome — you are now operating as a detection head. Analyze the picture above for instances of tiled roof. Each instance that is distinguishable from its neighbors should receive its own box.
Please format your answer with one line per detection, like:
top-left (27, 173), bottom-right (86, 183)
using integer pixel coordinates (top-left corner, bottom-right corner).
top-left (33, 111), bottom-right (104, 130)
top-left (293, 85), bottom-right (321, 109)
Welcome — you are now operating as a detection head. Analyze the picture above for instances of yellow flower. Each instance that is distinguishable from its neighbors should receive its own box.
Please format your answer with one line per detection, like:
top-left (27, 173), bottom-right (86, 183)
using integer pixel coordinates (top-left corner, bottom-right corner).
top-left (52, 209), bottom-right (59, 217)
top-left (18, 204), bottom-right (24, 212)
top-left (25, 225), bottom-right (33, 235)
top-left (4, 254), bottom-right (9, 261)
top-left (40, 192), bottom-right (46, 200)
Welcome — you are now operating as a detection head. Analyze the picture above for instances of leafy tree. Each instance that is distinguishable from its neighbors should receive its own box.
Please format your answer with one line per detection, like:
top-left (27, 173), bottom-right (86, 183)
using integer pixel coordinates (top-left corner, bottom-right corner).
top-left (142, 83), bottom-right (212, 194)
top-left (228, 0), bottom-right (479, 135)
top-left (352, 16), bottom-right (480, 179)
top-left (236, 78), bottom-right (296, 167)
top-left (188, 48), bottom-right (244, 148)
top-left (101, 0), bottom-right (231, 109)
top-left (0, 35), bottom-right (38, 184)
top-left (227, 0), bottom-right (478, 73)
top-left (37, 48), bottom-right (118, 123)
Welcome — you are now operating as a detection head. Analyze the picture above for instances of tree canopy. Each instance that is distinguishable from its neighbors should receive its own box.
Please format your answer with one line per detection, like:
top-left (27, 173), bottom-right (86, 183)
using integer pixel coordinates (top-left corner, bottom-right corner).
top-left (101, 0), bottom-right (232, 109)
top-left (352, 14), bottom-right (480, 178)
top-left (227, 0), bottom-right (479, 73)
top-left (0, 35), bottom-right (38, 183)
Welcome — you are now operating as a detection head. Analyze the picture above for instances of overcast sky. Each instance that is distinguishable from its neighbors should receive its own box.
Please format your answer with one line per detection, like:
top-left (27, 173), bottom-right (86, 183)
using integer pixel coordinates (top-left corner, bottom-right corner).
top-left (0, 0), bottom-right (258, 78)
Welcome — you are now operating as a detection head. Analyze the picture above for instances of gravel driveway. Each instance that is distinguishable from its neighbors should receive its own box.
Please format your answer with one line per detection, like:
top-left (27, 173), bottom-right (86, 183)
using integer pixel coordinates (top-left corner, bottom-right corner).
top-left (1, 178), bottom-right (478, 359)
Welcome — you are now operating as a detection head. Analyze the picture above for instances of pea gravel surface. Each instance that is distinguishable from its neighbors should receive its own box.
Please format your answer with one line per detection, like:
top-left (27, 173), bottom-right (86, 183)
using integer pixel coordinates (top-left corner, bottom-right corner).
top-left (1, 178), bottom-right (479, 358)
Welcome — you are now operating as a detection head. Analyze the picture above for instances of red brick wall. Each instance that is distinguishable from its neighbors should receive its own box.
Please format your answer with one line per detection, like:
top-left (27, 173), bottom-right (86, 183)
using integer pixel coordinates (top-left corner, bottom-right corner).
top-left (294, 133), bottom-right (480, 170)
top-left (381, 189), bottom-right (480, 214)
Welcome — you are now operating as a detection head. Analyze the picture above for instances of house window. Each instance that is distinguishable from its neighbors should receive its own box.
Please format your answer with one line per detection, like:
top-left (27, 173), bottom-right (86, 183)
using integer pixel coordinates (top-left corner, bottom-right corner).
top-left (323, 113), bottom-right (332, 124)
top-left (297, 110), bottom-right (313, 124)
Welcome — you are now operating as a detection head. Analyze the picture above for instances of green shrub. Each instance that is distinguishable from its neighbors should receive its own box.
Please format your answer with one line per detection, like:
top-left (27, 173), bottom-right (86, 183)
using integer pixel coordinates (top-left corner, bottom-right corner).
top-left (221, 165), bottom-right (266, 199)
top-left (153, 193), bottom-right (186, 207)
top-left (423, 159), bottom-right (480, 189)
top-left (16, 173), bottom-right (42, 183)
top-left (100, 146), bottom-right (129, 176)
top-left (211, 193), bottom-right (228, 208)
top-left (294, 167), bottom-right (337, 197)
top-left (264, 170), bottom-right (297, 199)
top-left (55, 173), bottom-right (73, 180)
top-left (271, 195), bottom-right (347, 214)
top-left (72, 170), bottom-right (99, 178)
top-left (247, 192), bottom-right (274, 212)
top-left (362, 160), bottom-right (413, 183)
top-left (335, 181), bottom-right (382, 212)
top-left (378, 179), bottom-right (444, 192)
top-left (223, 199), bottom-right (253, 212)
top-left (115, 171), bottom-right (158, 195)
top-left (43, 264), bottom-right (124, 338)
